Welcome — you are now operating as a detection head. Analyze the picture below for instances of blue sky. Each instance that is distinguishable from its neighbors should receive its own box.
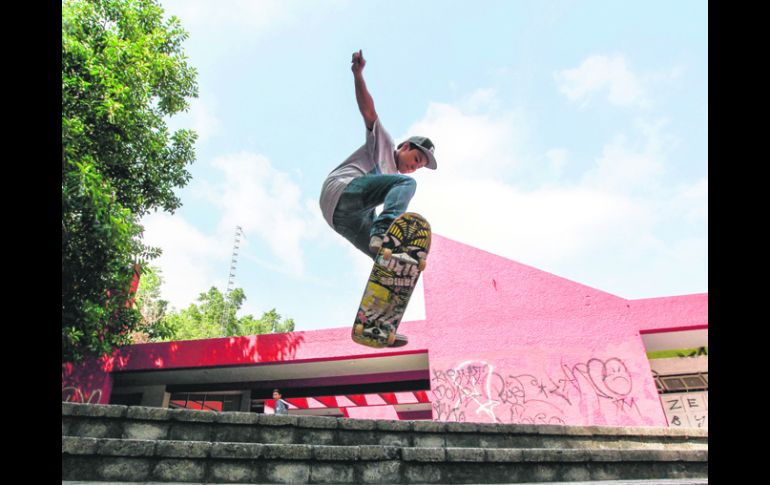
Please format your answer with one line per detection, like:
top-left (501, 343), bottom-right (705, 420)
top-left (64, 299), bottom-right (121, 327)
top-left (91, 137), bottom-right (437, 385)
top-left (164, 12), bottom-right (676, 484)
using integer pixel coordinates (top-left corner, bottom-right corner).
top-left (144, 0), bottom-right (708, 332)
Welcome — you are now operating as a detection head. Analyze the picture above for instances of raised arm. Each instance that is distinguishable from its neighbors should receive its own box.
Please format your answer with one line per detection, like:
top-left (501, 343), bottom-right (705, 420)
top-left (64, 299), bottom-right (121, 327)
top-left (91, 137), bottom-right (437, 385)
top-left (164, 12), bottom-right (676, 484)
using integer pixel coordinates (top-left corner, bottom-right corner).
top-left (351, 50), bottom-right (377, 131)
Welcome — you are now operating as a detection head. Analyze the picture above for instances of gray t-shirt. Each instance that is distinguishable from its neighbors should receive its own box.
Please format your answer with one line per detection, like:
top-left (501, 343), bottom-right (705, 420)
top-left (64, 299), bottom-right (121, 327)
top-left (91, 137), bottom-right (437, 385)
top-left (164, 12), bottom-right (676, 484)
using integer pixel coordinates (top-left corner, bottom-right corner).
top-left (319, 118), bottom-right (398, 228)
top-left (274, 399), bottom-right (288, 415)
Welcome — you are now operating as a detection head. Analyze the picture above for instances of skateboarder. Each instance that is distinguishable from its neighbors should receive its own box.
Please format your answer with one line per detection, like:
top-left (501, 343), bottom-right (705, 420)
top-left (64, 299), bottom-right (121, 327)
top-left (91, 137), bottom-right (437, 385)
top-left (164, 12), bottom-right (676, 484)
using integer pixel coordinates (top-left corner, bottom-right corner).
top-left (319, 50), bottom-right (438, 261)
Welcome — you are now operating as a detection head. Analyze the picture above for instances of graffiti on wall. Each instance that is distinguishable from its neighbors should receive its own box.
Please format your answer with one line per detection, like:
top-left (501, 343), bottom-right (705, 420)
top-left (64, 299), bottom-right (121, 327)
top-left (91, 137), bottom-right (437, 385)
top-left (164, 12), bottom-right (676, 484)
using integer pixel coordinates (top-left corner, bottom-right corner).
top-left (661, 391), bottom-right (708, 428)
top-left (431, 357), bottom-right (643, 425)
top-left (62, 386), bottom-right (103, 404)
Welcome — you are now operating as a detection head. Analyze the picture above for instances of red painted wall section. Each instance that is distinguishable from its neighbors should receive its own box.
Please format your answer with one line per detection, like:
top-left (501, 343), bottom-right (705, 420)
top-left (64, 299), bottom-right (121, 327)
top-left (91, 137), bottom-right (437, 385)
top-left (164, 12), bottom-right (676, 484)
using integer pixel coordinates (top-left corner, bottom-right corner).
top-left (62, 234), bottom-right (707, 428)
top-left (61, 325), bottom-right (423, 405)
top-left (62, 357), bottom-right (114, 405)
top-left (73, 326), bottom-right (412, 376)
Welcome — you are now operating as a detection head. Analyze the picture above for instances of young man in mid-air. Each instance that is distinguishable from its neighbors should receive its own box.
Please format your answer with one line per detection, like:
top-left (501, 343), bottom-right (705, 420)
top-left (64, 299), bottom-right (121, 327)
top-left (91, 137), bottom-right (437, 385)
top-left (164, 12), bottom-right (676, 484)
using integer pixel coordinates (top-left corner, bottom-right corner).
top-left (319, 50), bottom-right (437, 261)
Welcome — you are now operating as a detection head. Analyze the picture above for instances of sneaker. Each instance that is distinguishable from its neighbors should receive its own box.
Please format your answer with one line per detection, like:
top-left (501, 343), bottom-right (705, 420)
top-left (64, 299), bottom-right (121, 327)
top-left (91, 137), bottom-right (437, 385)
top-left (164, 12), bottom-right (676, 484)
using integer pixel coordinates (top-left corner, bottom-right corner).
top-left (368, 235), bottom-right (384, 255)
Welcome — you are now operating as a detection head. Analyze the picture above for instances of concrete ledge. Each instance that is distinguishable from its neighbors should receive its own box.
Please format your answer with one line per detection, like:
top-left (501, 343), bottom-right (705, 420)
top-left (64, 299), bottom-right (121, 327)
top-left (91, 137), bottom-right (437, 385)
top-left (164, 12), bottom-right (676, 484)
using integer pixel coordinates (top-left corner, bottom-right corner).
top-left (445, 421), bottom-right (480, 433)
top-left (486, 448), bottom-right (525, 462)
top-left (62, 436), bottom-right (99, 455)
top-left (153, 458), bottom-right (206, 482)
top-left (168, 409), bottom-right (218, 423)
top-left (261, 443), bottom-right (313, 460)
top-left (62, 402), bottom-right (708, 485)
top-left (63, 436), bottom-right (710, 465)
top-left (61, 436), bottom-right (709, 484)
top-left (313, 445), bottom-right (360, 461)
top-left (522, 449), bottom-right (590, 463)
top-left (123, 421), bottom-right (170, 441)
top-left (63, 481), bottom-right (710, 485)
top-left (359, 445), bottom-right (400, 461)
top-left (412, 420), bottom-right (446, 433)
top-left (63, 402), bottom-right (127, 418)
top-left (258, 414), bottom-right (299, 426)
top-left (504, 423), bottom-right (542, 435)
top-left (679, 450), bottom-right (708, 462)
top-left (446, 447), bottom-right (486, 462)
top-left (156, 440), bottom-right (211, 458)
top-left (337, 417), bottom-right (377, 430)
top-left (296, 415), bottom-right (339, 429)
top-left (98, 438), bottom-right (155, 457)
top-left (214, 411), bottom-right (259, 425)
top-left (376, 419), bottom-right (412, 432)
top-left (476, 421), bottom-right (520, 434)
top-left (403, 447), bottom-right (446, 462)
top-left (63, 403), bottom-right (707, 441)
top-left (126, 406), bottom-right (170, 421)
top-left (209, 442), bottom-right (263, 459)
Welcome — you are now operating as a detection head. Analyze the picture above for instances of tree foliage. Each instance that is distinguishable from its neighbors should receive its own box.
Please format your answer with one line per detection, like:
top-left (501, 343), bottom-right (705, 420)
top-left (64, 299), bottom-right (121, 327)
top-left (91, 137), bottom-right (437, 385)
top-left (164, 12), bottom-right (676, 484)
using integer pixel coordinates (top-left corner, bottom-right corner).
top-left (62, 0), bottom-right (198, 362)
top-left (157, 287), bottom-right (295, 342)
top-left (129, 266), bottom-right (175, 343)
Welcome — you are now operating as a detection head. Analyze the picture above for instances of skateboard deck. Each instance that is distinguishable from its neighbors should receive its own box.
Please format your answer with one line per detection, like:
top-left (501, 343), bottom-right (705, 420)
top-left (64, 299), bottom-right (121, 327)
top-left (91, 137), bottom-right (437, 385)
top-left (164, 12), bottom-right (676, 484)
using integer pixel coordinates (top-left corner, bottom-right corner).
top-left (351, 212), bottom-right (431, 348)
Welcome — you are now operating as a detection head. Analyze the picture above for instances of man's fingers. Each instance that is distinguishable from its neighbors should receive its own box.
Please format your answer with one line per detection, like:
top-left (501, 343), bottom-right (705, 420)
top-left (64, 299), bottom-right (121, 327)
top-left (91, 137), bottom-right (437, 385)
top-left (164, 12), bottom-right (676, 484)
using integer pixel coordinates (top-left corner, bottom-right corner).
top-left (351, 50), bottom-right (366, 71)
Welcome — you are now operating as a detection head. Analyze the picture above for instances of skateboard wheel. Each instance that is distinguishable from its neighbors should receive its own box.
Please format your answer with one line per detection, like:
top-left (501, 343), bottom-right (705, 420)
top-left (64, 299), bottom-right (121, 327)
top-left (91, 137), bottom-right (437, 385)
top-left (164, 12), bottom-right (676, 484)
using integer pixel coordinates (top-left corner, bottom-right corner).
top-left (418, 259), bottom-right (427, 271)
top-left (387, 332), bottom-right (397, 345)
top-left (354, 324), bottom-right (364, 336)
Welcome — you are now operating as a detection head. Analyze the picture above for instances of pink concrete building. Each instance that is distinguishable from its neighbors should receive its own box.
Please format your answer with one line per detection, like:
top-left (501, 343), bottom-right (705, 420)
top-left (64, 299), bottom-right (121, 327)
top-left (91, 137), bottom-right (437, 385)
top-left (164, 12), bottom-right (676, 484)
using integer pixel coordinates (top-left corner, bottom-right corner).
top-left (62, 235), bottom-right (708, 428)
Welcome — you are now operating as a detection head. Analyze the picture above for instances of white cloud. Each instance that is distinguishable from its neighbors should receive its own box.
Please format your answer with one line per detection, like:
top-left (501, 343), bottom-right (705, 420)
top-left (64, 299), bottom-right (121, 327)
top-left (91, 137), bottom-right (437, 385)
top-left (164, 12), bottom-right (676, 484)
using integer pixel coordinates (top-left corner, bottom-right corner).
top-left (546, 148), bottom-right (569, 178)
top-left (161, 0), bottom-right (351, 39)
top-left (555, 54), bottom-right (648, 109)
top-left (401, 89), bottom-right (704, 297)
top-left (461, 88), bottom-right (501, 113)
top-left (672, 177), bottom-right (708, 223)
top-left (189, 98), bottom-right (222, 143)
top-left (161, 0), bottom-right (291, 33)
top-left (140, 212), bottom-right (229, 311)
top-left (403, 101), bottom-right (529, 180)
top-left (167, 97), bottom-right (222, 143)
top-left (581, 133), bottom-right (665, 194)
top-left (410, 178), bottom-right (652, 268)
top-left (140, 150), bottom-right (325, 309)
top-left (201, 152), bottom-right (321, 277)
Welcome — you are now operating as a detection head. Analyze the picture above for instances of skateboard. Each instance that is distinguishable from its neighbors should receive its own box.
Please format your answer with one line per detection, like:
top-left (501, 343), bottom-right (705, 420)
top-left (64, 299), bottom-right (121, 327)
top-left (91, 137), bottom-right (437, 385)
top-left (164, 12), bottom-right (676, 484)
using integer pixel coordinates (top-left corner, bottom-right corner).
top-left (351, 212), bottom-right (431, 348)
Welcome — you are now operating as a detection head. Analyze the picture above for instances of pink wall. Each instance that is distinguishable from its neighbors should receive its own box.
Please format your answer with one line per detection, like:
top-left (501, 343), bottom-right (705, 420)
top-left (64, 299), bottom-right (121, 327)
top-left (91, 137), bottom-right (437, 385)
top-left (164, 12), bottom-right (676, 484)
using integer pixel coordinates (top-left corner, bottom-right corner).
top-left (62, 234), bottom-right (707, 427)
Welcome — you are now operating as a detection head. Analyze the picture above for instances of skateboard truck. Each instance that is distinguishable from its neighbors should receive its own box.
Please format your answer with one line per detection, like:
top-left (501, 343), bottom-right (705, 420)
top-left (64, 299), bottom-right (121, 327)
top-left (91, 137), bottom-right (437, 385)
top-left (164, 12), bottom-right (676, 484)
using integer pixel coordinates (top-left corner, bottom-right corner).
top-left (380, 249), bottom-right (427, 271)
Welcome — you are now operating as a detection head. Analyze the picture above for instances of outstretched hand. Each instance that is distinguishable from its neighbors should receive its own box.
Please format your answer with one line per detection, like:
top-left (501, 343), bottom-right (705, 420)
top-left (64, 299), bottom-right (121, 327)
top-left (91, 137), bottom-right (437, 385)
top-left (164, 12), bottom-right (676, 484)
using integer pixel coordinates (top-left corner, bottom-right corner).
top-left (351, 49), bottom-right (366, 74)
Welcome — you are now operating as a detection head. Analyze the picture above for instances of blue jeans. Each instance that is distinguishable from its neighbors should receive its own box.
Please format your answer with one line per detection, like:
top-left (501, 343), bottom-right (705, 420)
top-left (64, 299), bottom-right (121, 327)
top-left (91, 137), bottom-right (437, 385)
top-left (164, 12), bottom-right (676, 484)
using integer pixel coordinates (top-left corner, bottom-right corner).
top-left (332, 174), bottom-right (417, 260)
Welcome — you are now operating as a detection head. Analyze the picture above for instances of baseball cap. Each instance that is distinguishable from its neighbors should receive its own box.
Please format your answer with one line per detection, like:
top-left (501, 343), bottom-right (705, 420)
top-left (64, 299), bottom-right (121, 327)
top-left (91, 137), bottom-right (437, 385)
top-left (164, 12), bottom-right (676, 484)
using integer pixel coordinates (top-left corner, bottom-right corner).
top-left (398, 136), bottom-right (437, 170)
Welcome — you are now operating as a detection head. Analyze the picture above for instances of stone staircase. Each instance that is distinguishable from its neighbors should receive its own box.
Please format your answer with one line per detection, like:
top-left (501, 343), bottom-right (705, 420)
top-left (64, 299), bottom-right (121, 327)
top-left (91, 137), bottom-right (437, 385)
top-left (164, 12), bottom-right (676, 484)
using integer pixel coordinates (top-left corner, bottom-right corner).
top-left (62, 402), bottom-right (707, 484)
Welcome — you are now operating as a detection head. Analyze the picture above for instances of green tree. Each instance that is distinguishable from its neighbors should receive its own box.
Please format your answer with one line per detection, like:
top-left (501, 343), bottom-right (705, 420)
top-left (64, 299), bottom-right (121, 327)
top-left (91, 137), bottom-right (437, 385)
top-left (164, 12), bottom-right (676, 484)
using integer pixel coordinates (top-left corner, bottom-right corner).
top-left (160, 287), bottom-right (295, 341)
top-left (130, 266), bottom-right (175, 343)
top-left (62, 0), bottom-right (198, 362)
top-left (238, 309), bottom-right (296, 335)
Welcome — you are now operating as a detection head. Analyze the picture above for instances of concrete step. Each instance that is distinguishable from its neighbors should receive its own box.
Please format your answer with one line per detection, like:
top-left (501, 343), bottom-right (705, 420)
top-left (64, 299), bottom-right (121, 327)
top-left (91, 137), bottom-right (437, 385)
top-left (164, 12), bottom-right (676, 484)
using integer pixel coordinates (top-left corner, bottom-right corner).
top-left (62, 403), bottom-right (708, 451)
top-left (62, 436), bottom-right (708, 484)
top-left (63, 481), bottom-right (709, 485)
